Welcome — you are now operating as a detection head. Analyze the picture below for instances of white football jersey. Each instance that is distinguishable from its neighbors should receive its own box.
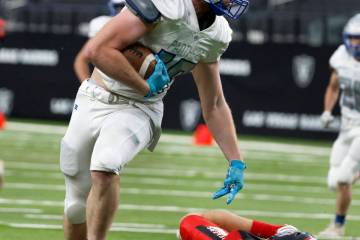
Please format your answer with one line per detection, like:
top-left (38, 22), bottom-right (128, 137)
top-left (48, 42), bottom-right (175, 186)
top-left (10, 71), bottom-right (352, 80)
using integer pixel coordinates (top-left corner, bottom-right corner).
top-left (330, 44), bottom-right (360, 120)
top-left (98, 0), bottom-right (232, 102)
top-left (88, 16), bottom-right (112, 38)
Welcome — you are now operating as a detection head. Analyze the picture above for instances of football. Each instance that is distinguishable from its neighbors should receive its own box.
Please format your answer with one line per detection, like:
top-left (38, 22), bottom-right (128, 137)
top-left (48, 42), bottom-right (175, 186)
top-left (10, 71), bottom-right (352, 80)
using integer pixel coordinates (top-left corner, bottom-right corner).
top-left (122, 42), bottom-right (157, 79)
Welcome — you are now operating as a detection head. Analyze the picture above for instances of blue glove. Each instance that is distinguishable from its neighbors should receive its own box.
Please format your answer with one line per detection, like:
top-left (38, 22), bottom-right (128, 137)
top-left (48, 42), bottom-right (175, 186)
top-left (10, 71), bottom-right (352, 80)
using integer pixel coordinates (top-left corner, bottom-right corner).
top-left (145, 55), bottom-right (170, 98)
top-left (212, 160), bottom-right (246, 205)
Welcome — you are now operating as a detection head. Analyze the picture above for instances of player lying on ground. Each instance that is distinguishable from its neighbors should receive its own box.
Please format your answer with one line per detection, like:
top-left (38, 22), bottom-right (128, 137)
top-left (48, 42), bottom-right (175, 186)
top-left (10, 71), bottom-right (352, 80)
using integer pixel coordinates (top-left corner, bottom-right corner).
top-left (179, 210), bottom-right (316, 240)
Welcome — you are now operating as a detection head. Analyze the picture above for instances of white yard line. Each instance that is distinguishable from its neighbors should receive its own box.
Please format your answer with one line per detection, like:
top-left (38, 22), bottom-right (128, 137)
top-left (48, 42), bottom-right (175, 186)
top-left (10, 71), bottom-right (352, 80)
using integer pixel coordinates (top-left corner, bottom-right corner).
top-left (8, 174), bottom-right (355, 195)
top-left (2, 182), bottom-right (360, 206)
top-left (4, 161), bottom-right (327, 184)
top-left (0, 221), bottom-right (178, 234)
top-left (5, 121), bottom-right (331, 156)
top-left (5, 204), bottom-right (360, 222)
top-left (0, 207), bottom-right (42, 214)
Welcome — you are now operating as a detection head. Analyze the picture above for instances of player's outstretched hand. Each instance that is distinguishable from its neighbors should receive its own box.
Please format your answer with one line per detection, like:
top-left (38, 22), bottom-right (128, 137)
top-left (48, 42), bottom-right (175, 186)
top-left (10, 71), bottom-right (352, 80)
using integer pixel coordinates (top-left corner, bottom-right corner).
top-left (145, 55), bottom-right (170, 98)
top-left (213, 160), bottom-right (246, 205)
top-left (320, 111), bottom-right (334, 128)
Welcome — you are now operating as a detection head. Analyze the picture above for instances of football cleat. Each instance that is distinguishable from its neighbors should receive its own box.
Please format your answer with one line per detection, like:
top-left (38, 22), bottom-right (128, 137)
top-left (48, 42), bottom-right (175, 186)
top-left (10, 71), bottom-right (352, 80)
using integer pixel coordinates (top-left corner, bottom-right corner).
top-left (318, 222), bottom-right (345, 238)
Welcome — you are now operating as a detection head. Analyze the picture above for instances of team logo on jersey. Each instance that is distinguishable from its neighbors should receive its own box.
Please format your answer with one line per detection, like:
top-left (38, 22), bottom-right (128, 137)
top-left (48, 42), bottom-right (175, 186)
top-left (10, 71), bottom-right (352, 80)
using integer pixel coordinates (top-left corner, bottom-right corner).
top-left (292, 54), bottom-right (315, 88)
top-left (0, 88), bottom-right (14, 115)
top-left (179, 99), bottom-right (201, 131)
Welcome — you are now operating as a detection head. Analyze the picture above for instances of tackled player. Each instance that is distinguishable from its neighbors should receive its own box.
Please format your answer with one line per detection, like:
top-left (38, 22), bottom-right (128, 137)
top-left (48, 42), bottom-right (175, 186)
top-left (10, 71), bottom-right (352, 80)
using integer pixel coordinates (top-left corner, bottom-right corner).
top-left (178, 210), bottom-right (317, 240)
top-left (61, 0), bottom-right (249, 240)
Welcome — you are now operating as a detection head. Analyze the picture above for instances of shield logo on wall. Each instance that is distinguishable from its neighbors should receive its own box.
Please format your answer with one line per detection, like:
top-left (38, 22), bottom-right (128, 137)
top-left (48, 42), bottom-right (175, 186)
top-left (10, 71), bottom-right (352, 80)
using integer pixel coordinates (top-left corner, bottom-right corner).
top-left (292, 54), bottom-right (316, 88)
top-left (179, 98), bottom-right (201, 131)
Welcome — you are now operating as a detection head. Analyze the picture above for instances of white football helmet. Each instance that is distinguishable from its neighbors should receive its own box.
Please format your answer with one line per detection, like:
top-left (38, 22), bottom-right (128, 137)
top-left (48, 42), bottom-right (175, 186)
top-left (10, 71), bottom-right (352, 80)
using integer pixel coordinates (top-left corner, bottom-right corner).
top-left (343, 13), bottom-right (360, 59)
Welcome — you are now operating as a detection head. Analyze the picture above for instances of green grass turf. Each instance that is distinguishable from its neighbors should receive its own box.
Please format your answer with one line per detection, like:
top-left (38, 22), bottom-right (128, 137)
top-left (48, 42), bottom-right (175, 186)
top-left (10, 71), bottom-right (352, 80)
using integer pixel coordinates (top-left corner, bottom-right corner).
top-left (0, 121), bottom-right (359, 239)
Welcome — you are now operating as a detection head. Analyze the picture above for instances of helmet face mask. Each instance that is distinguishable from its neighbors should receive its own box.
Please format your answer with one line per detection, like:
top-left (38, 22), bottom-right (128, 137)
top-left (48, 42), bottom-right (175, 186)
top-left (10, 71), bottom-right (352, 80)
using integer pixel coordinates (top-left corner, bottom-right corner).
top-left (343, 14), bottom-right (360, 59)
top-left (203, 0), bottom-right (249, 20)
top-left (270, 231), bottom-right (317, 240)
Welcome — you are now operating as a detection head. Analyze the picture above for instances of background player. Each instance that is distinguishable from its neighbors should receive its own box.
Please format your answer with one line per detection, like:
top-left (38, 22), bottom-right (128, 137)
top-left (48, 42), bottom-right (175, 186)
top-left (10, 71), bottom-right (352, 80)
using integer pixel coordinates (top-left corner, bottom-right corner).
top-left (319, 13), bottom-right (360, 238)
top-left (178, 210), bottom-right (316, 240)
top-left (61, 0), bottom-right (249, 240)
top-left (73, 0), bottom-right (125, 82)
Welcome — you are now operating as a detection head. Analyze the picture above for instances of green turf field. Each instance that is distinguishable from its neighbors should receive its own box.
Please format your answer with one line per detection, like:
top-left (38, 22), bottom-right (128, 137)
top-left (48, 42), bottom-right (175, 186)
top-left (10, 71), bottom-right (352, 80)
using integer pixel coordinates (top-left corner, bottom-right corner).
top-left (0, 121), bottom-right (359, 240)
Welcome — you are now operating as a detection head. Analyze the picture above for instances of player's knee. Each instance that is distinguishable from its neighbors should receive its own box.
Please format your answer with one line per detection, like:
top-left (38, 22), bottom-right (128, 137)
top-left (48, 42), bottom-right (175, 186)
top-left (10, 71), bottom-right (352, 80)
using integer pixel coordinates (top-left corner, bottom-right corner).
top-left (64, 200), bottom-right (86, 224)
top-left (327, 165), bottom-right (354, 190)
top-left (63, 174), bottom-right (90, 224)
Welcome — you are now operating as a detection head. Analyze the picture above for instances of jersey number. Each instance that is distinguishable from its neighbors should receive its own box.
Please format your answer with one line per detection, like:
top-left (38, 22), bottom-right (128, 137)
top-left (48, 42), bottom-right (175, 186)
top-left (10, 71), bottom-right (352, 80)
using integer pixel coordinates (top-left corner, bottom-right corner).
top-left (157, 49), bottom-right (196, 79)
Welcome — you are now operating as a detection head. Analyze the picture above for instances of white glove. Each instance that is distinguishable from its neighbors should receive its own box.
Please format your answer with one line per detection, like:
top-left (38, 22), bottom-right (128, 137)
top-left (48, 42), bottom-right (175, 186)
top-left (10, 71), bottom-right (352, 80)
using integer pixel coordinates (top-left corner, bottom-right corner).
top-left (320, 111), bottom-right (334, 128)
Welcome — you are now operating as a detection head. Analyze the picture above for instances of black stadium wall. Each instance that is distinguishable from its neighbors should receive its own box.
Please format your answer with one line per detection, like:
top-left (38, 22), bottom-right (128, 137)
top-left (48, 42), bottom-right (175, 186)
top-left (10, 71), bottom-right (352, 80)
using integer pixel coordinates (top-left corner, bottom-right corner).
top-left (0, 33), bottom-right (340, 138)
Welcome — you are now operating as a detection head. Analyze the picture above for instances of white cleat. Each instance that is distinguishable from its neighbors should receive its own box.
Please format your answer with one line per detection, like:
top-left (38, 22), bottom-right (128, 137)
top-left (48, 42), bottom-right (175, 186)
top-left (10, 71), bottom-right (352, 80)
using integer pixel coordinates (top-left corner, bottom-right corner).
top-left (318, 223), bottom-right (345, 238)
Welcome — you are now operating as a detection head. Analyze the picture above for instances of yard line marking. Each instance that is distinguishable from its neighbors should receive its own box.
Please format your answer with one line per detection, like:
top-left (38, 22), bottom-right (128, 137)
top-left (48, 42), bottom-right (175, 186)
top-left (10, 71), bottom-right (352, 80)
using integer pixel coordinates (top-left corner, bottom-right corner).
top-left (119, 204), bottom-right (360, 221)
top-left (0, 198), bottom-right (63, 207)
top-left (14, 204), bottom-right (360, 222)
top-left (24, 214), bottom-right (62, 220)
top-left (0, 208), bottom-right (42, 213)
top-left (6, 121), bottom-right (331, 157)
top-left (5, 170), bottom-right (354, 195)
top-left (2, 183), bottom-right (360, 206)
top-left (0, 221), bottom-right (177, 234)
top-left (6, 177), bottom-right (354, 196)
top-left (23, 214), bottom-right (167, 229)
top-left (6, 122), bottom-right (68, 135)
top-left (4, 162), bottom-right (328, 184)
top-left (158, 145), bottom-right (329, 160)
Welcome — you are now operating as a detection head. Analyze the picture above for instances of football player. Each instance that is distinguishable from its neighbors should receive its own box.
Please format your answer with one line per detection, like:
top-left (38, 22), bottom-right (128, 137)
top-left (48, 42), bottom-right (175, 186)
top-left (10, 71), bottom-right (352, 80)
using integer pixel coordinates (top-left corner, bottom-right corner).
top-left (178, 210), bottom-right (317, 240)
top-left (73, 0), bottom-right (126, 82)
top-left (319, 13), bottom-right (360, 238)
top-left (61, 0), bottom-right (249, 239)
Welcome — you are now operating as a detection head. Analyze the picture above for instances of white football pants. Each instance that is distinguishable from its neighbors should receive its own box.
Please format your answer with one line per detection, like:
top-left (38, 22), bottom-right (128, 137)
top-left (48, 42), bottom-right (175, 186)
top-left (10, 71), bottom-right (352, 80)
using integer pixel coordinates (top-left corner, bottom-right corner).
top-left (60, 80), bottom-right (159, 223)
top-left (327, 126), bottom-right (360, 190)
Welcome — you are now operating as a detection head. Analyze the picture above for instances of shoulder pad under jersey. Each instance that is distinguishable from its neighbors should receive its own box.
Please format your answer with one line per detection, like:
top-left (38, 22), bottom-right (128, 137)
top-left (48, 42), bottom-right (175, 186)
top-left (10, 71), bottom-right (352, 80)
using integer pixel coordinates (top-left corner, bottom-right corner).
top-left (125, 0), bottom-right (161, 23)
top-left (329, 45), bottom-right (347, 70)
top-left (151, 0), bottom-right (185, 20)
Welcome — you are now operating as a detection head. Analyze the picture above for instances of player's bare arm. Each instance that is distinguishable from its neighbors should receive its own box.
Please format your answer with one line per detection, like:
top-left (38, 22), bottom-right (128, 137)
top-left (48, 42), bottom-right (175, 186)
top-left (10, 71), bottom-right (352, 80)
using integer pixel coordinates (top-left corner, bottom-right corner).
top-left (201, 210), bottom-right (253, 232)
top-left (320, 70), bottom-right (340, 127)
top-left (192, 61), bottom-right (243, 161)
top-left (74, 43), bottom-right (91, 82)
top-left (84, 8), bottom-right (154, 96)
top-left (324, 70), bottom-right (340, 112)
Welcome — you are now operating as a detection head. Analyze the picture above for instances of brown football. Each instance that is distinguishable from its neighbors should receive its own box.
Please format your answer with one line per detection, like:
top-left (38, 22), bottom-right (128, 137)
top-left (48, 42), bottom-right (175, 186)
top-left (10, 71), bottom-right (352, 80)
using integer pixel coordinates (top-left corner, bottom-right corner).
top-left (122, 43), bottom-right (157, 79)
